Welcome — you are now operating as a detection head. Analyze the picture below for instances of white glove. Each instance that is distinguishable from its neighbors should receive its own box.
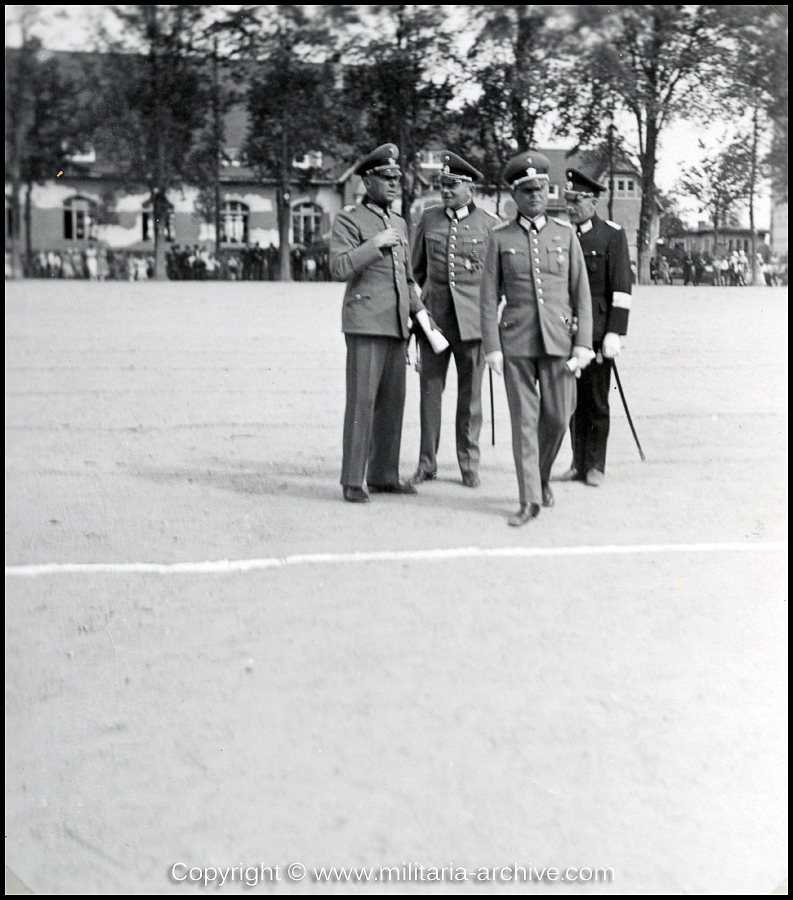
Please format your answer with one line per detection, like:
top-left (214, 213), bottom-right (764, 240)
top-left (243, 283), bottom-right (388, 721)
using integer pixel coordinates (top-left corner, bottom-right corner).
top-left (572, 345), bottom-right (595, 371)
top-left (485, 350), bottom-right (504, 376)
top-left (602, 332), bottom-right (622, 359)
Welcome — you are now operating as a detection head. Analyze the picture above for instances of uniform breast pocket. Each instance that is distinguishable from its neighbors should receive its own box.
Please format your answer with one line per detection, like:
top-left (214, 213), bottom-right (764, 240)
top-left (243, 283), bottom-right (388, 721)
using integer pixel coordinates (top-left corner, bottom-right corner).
top-left (547, 247), bottom-right (569, 275)
top-left (500, 248), bottom-right (528, 276)
top-left (461, 238), bottom-right (485, 274)
top-left (427, 234), bottom-right (447, 263)
top-left (586, 250), bottom-right (605, 275)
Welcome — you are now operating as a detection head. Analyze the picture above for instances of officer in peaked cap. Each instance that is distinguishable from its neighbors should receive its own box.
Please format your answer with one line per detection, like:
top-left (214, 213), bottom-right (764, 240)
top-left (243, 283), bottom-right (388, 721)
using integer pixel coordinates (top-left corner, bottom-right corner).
top-left (480, 150), bottom-right (594, 526)
top-left (409, 149), bottom-right (500, 489)
top-left (353, 143), bottom-right (402, 178)
top-left (330, 143), bottom-right (426, 503)
top-left (553, 166), bottom-right (633, 488)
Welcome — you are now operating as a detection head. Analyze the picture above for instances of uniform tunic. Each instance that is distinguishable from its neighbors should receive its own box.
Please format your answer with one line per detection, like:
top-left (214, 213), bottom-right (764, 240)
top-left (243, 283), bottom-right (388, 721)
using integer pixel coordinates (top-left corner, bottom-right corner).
top-left (571, 213), bottom-right (632, 475)
top-left (411, 202), bottom-right (498, 477)
top-left (480, 214), bottom-right (592, 505)
top-left (330, 198), bottom-right (424, 488)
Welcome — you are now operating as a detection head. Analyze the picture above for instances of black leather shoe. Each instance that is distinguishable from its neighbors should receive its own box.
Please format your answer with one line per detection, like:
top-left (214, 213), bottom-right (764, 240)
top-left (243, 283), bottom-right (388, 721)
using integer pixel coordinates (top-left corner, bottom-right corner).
top-left (585, 468), bottom-right (605, 487)
top-left (552, 466), bottom-right (584, 482)
top-left (461, 470), bottom-right (481, 488)
top-left (508, 503), bottom-right (541, 527)
top-left (367, 481), bottom-right (418, 495)
top-left (541, 483), bottom-right (555, 508)
top-left (343, 486), bottom-right (370, 503)
top-left (410, 468), bottom-right (436, 485)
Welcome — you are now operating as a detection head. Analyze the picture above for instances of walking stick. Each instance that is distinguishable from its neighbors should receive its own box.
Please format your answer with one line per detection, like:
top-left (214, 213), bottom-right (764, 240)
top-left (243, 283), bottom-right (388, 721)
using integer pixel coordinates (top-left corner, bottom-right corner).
top-left (612, 360), bottom-right (645, 461)
top-left (489, 368), bottom-right (495, 445)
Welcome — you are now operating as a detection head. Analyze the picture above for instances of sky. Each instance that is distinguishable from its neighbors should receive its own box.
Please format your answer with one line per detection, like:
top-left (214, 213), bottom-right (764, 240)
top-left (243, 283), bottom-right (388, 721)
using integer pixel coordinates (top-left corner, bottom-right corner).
top-left (6, 4), bottom-right (778, 227)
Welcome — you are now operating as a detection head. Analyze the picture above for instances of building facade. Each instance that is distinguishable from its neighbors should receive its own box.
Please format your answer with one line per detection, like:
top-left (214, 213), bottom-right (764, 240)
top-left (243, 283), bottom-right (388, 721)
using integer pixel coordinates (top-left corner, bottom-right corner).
top-left (674, 224), bottom-right (769, 259)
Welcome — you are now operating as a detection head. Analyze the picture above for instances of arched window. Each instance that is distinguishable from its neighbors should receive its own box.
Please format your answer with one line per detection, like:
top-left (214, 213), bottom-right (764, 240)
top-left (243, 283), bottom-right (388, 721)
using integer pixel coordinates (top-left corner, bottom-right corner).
top-left (220, 200), bottom-right (249, 244)
top-left (63, 196), bottom-right (97, 241)
top-left (292, 202), bottom-right (323, 246)
top-left (142, 199), bottom-right (174, 242)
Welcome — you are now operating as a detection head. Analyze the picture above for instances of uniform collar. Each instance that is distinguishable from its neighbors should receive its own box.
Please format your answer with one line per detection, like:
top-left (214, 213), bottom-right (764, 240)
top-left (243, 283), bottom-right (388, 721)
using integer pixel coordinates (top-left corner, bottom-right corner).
top-left (445, 203), bottom-right (473, 221)
top-left (578, 218), bottom-right (594, 234)
top-left (518, 214), bottom-right (547, 233)
top-left (363, 195), bottom-right (390, 215)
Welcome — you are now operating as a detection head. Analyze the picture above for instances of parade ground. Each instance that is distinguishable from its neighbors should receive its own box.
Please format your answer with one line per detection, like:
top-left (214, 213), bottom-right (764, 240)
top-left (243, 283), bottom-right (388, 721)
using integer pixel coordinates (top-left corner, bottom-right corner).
top-left (5, 279), bottom-right (787, 895)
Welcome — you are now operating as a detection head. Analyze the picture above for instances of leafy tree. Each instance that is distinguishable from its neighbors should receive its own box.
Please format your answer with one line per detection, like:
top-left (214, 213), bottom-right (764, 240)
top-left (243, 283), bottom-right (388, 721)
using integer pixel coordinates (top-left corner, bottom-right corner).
top-left (657, 193), bottom-right (688, 246)
top-left (464, 5), bottom-right (577, 152)
top-left (222, 5), bottom-right (354, 280)
top-left (722, 6), bottom-right (787, 279)
top-left (555, 42), bottom-right (632, 221)
top-left (185, 15), bottom-right (244, 263)
top-left (93, 5), bottom-right (212, 280)
top-left (678, 139), bottom-right (752, 258)
top-left (567, 6), bottom-right (736, 283)
top-left (447, 65), bottom-right (516, 216)
top-left (340, 4), bottom-right (457, 238)
top-left (5, 9), bottom-right (91, 276)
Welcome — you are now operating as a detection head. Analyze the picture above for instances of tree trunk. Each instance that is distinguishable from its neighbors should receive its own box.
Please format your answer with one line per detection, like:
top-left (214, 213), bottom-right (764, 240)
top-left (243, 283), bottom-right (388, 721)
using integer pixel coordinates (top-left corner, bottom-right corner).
top-left (153, 190), bottom-right (167, 282)
top-left (748, 104), bottom-right (759, 284)
top-left (607, 115), bottom-right (616, 221)
top-left (637, 121), bottom-right (659, 285)
top-left (278, 129), bottom-right (292, 282)
top-left (213, 36), bottom-right (222, 269)
top-left (24, 183), bottom-right (33, 275)
top-left (148, 7), bottom-right (167, 282)
top-left (9, 124), bottom-right (23, 279)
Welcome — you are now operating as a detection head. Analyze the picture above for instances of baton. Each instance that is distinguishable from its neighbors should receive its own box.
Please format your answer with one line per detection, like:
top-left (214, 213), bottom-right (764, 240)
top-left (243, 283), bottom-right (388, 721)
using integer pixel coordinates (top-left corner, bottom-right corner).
top-left (489, 368), bottom-right (495, 445)
top-left (612, 360), bottom-right (645, 461)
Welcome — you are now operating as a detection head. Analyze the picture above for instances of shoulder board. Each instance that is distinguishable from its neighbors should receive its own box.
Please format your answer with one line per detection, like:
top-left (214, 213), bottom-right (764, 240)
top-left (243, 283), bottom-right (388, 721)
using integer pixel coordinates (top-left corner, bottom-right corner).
top-left (483, 209), bottom-right (501, 220)
top-left (493, 221), bottom-right (512, 232)
top-left (605, 219), bottom-right (622, 230)
top-left (343, 205), bottom-right (357, 213)
top-left (551, 217), bottom-right (572, 228)
top-left (424, 204), bottom-right (443, 212)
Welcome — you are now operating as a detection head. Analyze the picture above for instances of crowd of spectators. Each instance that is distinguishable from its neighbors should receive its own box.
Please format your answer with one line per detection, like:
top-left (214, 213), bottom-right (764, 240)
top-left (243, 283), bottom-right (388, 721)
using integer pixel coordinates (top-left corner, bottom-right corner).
top-left (23, 245), bottom-right (154, 281)
top-left (651, 250), bottom-right (787, 287)
top-left (10, 242), bottom-right (785, 286)
top-left (7, 240), bottom-right (335, 282)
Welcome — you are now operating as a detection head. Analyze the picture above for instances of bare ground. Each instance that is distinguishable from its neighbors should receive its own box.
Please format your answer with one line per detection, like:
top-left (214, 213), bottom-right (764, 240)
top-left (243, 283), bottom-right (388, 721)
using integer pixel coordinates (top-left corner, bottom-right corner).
top-left (5, 280), bottom-right (787, 895)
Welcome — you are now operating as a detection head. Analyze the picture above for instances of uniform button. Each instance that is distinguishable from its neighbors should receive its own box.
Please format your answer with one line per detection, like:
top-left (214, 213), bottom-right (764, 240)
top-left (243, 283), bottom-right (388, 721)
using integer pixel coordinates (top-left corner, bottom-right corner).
top-left (535, 268), bottom-right (541, 273)
top-left (450, 281), bottom-right (456, 286)
top-left (537, 279), bottom-right (542, 284)
top-left (538, 298), bottom-right (544, 304)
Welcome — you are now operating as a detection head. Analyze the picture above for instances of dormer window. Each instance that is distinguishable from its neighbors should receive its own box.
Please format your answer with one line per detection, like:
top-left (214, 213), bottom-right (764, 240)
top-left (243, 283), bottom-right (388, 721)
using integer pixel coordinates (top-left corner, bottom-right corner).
top-left (293, 151), bottom-right (323, 170)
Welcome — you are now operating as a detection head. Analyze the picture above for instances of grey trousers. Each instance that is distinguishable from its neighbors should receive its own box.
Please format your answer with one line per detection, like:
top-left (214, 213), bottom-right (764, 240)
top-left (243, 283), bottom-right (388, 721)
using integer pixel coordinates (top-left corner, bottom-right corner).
top-left (503, 355), bottom-right (576, 505)
top-left (416, 334), bottom-right (484, 476)
top-left (341, 334), bottom-right (407, 489)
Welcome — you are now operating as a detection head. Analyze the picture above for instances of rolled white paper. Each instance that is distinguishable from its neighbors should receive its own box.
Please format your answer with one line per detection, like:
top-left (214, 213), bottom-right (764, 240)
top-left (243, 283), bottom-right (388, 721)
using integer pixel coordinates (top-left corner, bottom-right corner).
top-left (416, 309), bottom-right (450, 354)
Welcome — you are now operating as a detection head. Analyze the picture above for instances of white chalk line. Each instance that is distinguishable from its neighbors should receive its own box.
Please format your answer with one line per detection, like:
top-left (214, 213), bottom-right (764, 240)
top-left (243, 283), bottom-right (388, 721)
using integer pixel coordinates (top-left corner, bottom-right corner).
top-left (4, 541), bottom-right (786, 578)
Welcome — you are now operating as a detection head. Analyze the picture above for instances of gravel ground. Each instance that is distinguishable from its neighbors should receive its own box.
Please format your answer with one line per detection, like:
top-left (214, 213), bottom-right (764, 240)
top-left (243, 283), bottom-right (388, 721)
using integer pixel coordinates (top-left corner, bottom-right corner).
top-left (5, 280), bottom-right (787, 895)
